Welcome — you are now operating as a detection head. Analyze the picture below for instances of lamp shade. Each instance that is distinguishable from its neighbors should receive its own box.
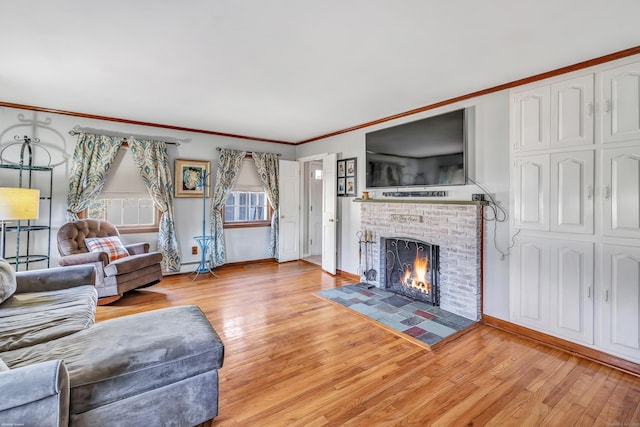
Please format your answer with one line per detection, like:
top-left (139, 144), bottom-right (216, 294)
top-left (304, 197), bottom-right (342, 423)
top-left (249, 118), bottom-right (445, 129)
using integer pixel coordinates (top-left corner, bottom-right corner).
top-left (0, 187), bottom-right (40, 221)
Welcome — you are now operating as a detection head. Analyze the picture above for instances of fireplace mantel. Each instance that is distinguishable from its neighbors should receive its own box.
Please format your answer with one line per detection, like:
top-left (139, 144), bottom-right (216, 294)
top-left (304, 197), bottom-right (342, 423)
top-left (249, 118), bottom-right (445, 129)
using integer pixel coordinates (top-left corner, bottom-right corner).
top-left (354, 198), bottom-right (488, 206)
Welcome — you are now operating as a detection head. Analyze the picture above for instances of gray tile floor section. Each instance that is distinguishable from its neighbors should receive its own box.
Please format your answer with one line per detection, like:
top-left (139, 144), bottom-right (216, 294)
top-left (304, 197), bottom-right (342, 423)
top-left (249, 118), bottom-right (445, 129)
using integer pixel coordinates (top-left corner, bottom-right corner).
top-left (317, 284), bottom-right (476, 346)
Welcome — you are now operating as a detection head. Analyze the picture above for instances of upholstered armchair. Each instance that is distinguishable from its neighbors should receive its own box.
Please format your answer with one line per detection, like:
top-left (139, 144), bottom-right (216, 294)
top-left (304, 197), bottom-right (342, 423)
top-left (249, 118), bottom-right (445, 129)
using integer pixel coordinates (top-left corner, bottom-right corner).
top-left (57, 219), bottom-right (163, 302)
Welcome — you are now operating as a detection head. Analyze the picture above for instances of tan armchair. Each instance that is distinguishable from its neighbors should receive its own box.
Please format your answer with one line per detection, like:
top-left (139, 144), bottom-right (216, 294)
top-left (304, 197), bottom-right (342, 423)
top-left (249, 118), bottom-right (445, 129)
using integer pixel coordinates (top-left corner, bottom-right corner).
top-left (57, 219), bottom-right (162, 303)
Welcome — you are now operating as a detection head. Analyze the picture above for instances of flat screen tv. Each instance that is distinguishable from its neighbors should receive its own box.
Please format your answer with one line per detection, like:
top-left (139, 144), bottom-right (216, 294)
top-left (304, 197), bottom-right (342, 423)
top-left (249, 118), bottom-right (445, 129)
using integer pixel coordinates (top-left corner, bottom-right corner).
top-left (365, 108), bottom-right (467, 188)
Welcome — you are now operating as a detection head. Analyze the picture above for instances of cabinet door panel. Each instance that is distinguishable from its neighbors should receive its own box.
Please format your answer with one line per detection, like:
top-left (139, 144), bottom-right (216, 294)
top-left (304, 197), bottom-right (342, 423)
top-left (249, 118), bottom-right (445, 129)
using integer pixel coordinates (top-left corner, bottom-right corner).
top-left (510, 236), bottom-right (549, 330)
top-left (551, 75), bottom-right (594, 147)
top-left (549, 240), bottom-right (593, 344)
top-left (550, 151), bottom-right (594, 234)
top-left (512, 87), bottom-right (550, 152)
top-left (602, 62), bottom-right (640, 143)
top-left (513, 155), bottom-right (549, 230)
top-left (603, 147), bottom-right (640, 238)
top-left (601, 245), bottom-right (640, 362)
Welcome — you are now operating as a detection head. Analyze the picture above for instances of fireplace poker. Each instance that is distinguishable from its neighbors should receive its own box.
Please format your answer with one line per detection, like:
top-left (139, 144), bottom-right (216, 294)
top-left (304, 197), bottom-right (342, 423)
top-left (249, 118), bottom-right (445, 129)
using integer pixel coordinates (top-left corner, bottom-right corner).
top-left (356, 230), bottom-right (364, 279)
top-left (365, 231), bottom-right (377, 282)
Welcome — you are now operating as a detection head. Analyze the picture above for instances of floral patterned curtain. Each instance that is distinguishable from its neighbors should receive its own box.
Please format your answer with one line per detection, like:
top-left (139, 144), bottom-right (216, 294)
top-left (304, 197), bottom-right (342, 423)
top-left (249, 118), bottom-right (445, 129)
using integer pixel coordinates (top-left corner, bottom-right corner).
top-left (128, 138), bottom-right (181, 272)
top-left (66, 133), bottom-right (123, 221)
top-left (252, 152), bottom-right (279, 258)
top-left (208, 148), bottom-right (246, 267)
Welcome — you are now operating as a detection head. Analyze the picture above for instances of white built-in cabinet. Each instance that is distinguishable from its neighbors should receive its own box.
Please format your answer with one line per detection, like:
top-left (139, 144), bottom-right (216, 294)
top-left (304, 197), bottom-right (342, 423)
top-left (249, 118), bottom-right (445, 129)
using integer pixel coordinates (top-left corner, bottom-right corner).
top-left (602, 146), bottom-right (640, 239)
top-left (512, 86), bottom-right (550, 151)
top-left (510, 55), bottom-right (640, 364)
top-left (551, 74), bottom-right (594, 147)
top-left (550, 150), bottom-right (594, 234)
top-left (510, 235), bottom-right (549, 330)
top-left (602, 62), bottom-right (640, 143)
top-left (512, 155), bottom-right (549, 231)
top-left (511, 236), bottom-right (594, 345)
top-left (601, 244), bottom-right (640, 360)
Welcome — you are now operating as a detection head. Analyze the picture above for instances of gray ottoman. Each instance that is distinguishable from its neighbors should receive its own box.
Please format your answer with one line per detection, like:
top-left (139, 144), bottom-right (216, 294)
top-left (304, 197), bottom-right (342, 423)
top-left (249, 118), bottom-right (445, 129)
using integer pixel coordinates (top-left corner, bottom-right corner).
top-left (2, 305), bottom-right (224, 427)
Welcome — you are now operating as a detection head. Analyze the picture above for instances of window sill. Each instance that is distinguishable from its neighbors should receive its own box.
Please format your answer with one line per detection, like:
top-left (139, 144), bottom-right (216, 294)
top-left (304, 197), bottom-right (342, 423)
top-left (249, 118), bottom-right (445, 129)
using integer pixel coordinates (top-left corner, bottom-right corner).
top-left (118, 226), bottom-right (160, 234)
top-left (223, 221), bottom-right (271, 229)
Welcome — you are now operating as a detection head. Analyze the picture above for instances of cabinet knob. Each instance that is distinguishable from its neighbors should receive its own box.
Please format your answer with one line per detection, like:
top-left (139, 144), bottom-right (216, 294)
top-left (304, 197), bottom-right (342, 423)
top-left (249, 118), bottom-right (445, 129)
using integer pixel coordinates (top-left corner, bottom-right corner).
top-left (604, 185), bottom-right (611, 200)
top-left (586, 185), bottom-right (593, 200)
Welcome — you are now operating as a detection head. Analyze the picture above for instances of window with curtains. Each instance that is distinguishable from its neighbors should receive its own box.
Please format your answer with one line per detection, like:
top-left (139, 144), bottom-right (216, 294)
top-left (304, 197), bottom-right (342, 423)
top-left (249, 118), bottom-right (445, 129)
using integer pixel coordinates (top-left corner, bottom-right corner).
top-left (222, 157), bottom-right (272, 228)
top-left (82, 145), bottom-right (160, 233)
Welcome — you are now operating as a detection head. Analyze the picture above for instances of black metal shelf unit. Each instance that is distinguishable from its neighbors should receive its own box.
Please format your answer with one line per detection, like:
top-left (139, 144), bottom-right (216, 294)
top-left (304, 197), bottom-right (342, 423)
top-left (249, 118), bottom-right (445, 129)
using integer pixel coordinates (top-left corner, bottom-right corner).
top-left (0, 137), bottom-right (53, 271)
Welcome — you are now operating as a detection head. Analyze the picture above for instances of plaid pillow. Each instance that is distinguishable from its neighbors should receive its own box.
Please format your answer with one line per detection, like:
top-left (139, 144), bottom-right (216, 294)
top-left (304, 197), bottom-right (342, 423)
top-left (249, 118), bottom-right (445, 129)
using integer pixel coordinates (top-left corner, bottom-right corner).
top-left (85, 236), bottom-right (130, 262)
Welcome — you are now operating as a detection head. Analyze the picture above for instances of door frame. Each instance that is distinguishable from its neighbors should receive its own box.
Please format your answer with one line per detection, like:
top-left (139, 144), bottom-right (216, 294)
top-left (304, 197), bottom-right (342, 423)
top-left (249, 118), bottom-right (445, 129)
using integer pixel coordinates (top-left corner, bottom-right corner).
top-left (298, 153), bottom-right (336, 273)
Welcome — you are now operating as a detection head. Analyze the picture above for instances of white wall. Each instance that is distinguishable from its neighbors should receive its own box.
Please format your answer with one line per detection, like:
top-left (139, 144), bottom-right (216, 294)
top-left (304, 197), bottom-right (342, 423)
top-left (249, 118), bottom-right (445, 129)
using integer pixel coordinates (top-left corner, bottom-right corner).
top-left (1, 90), bottom-right (513, 320)
top-left (295, 90), bottom-right (512, 320)
top-left (0, 106), bottom-right (296, 272)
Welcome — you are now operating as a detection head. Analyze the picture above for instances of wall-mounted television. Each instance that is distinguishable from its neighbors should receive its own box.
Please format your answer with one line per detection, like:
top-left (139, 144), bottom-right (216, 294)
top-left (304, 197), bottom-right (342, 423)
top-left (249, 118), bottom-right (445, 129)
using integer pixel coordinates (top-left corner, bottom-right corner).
top-left (365, 108), bottom-right (467, 188)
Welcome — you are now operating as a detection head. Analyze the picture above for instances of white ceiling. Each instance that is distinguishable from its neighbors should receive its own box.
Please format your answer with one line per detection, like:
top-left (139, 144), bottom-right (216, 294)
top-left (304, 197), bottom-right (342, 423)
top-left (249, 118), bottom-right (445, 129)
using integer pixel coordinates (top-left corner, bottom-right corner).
top-left (1, 1), bottom-right (639, 144)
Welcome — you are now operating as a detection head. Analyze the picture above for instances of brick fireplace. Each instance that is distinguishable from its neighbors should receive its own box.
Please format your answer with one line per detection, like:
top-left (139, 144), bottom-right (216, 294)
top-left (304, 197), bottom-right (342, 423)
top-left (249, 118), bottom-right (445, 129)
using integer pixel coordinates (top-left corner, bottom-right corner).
top-left (359, 201), bottom-right (483, 321)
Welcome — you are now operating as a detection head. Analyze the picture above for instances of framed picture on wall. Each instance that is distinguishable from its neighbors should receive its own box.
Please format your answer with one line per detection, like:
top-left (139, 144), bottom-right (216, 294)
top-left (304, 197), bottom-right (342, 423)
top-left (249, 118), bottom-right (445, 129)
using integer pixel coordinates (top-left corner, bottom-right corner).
top-left (175, 159), bottom-right (210, 198)
top-left (346, 158), bottom-right (356, 177)
top-left (337, 177), bottom-right (346, 195)
top-left (337, 160), bottom-right (346, 177)
top-left (345, 176), bottom-right (356, 196)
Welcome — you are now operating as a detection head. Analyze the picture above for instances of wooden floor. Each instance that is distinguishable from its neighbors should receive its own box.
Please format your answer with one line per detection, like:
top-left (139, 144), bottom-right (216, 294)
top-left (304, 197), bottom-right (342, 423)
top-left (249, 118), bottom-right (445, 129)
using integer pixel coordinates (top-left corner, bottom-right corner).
top-left (96, 261), bottom-right (640, 426)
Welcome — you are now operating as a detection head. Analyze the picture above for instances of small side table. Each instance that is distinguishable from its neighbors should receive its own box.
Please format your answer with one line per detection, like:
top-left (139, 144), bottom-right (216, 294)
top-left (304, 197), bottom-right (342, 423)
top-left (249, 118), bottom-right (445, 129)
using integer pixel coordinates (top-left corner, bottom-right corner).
top-left (190, 235), bottom-right (218, 281)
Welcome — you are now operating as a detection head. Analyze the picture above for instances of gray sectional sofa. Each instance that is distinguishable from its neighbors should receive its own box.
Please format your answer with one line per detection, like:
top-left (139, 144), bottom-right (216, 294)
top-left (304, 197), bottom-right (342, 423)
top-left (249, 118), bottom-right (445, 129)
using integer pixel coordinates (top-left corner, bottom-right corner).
top-left (0, 259), bottom-right (224, 426)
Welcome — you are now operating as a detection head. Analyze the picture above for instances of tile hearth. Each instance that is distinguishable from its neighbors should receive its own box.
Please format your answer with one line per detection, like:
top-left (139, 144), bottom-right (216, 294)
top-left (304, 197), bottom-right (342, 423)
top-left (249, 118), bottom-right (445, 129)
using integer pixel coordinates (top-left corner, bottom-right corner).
top-left (317, 284), bottom-right (475, 348)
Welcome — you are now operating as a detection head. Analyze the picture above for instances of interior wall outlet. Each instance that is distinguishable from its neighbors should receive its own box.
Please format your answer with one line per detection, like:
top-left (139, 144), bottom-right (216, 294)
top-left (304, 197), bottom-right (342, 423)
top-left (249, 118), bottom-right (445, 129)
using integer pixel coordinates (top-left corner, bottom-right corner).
top-left (191, 246), bottom-right (198, 255)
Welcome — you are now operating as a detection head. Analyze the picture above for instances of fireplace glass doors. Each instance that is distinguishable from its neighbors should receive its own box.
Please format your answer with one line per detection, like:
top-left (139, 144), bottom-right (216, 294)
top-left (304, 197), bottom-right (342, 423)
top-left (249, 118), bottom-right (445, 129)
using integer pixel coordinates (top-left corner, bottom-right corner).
top-left (384, 238), bottom-right (439, 305)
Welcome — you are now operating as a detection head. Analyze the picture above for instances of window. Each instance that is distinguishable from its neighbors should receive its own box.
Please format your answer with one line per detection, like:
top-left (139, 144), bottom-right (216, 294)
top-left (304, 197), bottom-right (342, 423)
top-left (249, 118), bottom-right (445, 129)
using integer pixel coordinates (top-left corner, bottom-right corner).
top-left (82, 145), bottom-right (160, 233)
top-left (86, 197), bottom-right (158, 232)
top-left (222, 157), bottom-right (271, 228)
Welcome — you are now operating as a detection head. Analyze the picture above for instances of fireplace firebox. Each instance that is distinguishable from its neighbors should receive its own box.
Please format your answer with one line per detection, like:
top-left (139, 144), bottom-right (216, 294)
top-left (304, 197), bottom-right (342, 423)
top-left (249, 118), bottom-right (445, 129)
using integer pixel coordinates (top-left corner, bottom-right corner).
top-left (384, 238), bottom-right (439, 305)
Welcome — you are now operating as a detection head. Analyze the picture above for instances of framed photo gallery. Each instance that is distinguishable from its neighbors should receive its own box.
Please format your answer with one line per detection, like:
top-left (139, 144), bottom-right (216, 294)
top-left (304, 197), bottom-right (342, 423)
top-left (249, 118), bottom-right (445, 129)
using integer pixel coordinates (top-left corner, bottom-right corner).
top-left (337, 157), bottom-right (356, 197)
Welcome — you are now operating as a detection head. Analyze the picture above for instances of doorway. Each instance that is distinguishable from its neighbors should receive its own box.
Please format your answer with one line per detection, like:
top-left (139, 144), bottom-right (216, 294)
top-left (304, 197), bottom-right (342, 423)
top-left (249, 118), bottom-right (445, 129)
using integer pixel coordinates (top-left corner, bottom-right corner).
top-left (302, 161), bottom-right (323, 265)
top-left (296, 153), bottom-right (337, 274)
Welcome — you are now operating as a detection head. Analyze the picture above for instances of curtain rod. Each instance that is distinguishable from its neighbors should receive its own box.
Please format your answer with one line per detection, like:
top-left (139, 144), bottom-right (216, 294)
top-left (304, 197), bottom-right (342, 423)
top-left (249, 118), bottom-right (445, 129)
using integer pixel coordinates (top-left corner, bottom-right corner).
top-left (68, 126), bottom-right (190, 146)
top-left (216, 147), bottom-right (281, 157)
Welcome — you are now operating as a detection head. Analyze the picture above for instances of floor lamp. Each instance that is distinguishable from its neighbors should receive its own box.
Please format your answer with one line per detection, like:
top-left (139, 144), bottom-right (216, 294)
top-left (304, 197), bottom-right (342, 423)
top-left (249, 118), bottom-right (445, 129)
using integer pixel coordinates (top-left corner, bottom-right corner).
top-left (0, 187), bottom-right (40, 260)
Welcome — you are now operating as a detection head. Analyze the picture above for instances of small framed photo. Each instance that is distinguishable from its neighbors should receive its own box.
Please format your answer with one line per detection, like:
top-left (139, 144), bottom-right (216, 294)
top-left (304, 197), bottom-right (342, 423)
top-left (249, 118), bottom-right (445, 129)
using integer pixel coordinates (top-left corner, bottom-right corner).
top-left (337, 177), bottom-right (346, 195)
top-left (346, 158), bottom-right (356, 177)
top-left (337, 160), bottom-right (346, 177)
top-left (175, 159), bottom-right (210, 198)
top-left (345, 176), bottom-right (356, 196)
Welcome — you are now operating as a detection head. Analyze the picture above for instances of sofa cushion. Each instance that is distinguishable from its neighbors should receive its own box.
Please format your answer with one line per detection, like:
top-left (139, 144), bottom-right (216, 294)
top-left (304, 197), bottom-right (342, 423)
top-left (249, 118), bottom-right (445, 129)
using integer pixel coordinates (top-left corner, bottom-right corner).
top-left (0, 258), bottom-right (17, 304)
top-left (103, 252), bottom-right (162, 276)
top-left (85, 236), bottom-right (129, 262)
top-left (0, 305), bottom-right (224, 416)
top-left (0, 285), bottom-right (97, 352)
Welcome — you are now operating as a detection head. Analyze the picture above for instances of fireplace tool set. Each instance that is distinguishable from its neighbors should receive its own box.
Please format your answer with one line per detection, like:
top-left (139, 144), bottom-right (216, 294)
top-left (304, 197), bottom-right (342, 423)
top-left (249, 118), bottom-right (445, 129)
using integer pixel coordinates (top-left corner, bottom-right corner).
top-left (356, 230), bottom-right (377, 289)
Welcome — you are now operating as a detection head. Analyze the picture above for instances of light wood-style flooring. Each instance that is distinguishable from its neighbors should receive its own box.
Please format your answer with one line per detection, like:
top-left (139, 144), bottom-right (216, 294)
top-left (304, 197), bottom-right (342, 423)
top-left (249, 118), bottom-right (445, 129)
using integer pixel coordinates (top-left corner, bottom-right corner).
top-left (95, 261), bottom-right (640, 426)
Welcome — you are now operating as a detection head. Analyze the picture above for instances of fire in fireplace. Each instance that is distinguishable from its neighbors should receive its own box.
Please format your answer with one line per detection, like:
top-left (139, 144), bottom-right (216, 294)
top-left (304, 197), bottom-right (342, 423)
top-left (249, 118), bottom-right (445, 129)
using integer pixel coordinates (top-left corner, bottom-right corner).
top-left (385, 238), bottom-right (439, 305)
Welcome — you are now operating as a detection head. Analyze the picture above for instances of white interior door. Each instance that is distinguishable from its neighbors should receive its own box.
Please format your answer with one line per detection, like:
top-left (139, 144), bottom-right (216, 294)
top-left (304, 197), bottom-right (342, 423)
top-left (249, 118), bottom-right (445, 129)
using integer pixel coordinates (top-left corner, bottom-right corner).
top-left (278, 160), bottom-right (300, 262)
top-left (322, 153), bottom-right (337, 274)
